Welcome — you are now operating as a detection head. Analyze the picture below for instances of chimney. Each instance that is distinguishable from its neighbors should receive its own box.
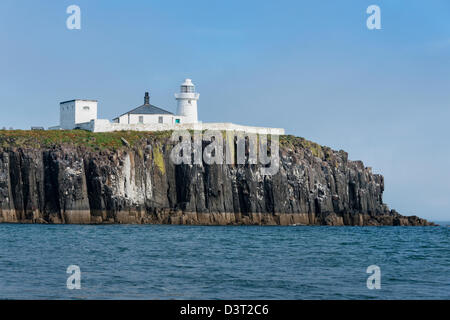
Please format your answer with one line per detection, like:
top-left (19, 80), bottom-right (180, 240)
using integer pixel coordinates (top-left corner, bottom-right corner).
top-left (144, 92), bottom-right (150, 105)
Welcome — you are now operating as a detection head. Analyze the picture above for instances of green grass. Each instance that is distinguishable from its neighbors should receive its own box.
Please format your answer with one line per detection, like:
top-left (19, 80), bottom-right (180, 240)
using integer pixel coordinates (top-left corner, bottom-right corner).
top-left (0, 130), bottom-right (173, 150)
top-left (280, 135), bottom-right (328, 158)
top-left (0, 130), bottom-right (336, 162)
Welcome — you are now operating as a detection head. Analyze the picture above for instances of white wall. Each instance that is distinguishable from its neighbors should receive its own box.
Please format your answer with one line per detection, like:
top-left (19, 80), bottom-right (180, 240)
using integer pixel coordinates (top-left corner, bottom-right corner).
top-left (117, 114), bottom-right (184, 125)
top-left (117, 114), bottom-right (128, 124)
top-left (60, 101), bottom-right (76, 129)
top-left (74, 100), bottom-right (97, 126)
top-left (83, 119), bottom-right (285, 135)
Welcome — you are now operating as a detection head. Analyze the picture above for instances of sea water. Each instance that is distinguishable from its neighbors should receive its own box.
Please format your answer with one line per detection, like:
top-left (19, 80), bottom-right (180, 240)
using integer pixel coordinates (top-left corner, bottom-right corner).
top-left (0, 224), bottom-right (448, 299)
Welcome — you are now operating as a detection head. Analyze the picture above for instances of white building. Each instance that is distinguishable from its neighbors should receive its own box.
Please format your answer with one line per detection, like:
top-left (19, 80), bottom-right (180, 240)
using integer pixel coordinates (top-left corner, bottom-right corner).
top-left (112, 92), bottom-right (184, 125)
top-left (49, 78), bottom-right (285, 135)
top-left (54, 99), bottom-right (98, 130)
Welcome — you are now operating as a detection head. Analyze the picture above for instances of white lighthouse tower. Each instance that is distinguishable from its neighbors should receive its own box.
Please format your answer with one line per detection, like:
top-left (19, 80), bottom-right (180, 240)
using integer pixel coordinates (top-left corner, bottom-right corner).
top-left (175, 78), bottom-right (200, 123)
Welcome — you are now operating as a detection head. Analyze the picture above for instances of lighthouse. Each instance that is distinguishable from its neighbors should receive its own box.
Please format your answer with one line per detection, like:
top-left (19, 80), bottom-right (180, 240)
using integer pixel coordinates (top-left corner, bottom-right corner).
top-left (175, 78), bottom-right (200, 123)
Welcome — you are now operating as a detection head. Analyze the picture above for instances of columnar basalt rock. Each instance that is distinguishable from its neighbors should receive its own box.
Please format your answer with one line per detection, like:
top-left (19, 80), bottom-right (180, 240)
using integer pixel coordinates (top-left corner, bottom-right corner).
top-left (0, 133), bottom-right (432, 226)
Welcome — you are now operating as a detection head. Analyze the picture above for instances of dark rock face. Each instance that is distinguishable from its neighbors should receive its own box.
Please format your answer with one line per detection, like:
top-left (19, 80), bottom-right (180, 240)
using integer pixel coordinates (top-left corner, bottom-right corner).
top-left (0, 136), bottom-right (432, 226)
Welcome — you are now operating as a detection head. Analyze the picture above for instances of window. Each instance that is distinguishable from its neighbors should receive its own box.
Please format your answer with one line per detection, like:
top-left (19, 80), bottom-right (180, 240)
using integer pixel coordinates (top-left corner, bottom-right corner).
top-left (175, 119), bottom-right (180, 124)
top-left (181, 86), bottom-right (194, 93)
top-left (158, 116), bottom-right (163, 124)
top-left (83, 106), bottom-right (90, 111)
top-left (139, 116), bottom-right (144, 123)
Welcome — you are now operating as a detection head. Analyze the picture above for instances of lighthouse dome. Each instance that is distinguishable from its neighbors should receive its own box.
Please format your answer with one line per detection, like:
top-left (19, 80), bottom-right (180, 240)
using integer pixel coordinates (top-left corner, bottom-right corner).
top-left (182, 79), bottom-right (193, 86)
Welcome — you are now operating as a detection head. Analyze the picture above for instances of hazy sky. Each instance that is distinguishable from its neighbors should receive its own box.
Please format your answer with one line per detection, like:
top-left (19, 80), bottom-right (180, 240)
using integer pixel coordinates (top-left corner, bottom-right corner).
top-left (0, 0), bottom-right (449, 221)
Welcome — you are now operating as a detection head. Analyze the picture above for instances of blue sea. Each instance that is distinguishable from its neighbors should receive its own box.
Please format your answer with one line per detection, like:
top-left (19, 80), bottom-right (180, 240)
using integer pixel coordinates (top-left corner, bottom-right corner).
top-left (0, 224), bottom-right (448, 300)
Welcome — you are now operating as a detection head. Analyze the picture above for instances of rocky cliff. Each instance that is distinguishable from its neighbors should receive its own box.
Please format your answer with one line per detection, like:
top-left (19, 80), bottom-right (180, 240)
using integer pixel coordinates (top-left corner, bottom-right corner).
top-left (0, 130), bottom-right (431, 225)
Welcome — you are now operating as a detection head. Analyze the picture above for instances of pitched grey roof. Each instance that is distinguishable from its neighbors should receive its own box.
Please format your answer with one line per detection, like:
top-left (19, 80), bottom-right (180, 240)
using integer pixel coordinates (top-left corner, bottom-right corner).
top-left (114, 103), bottom-right (173, 120)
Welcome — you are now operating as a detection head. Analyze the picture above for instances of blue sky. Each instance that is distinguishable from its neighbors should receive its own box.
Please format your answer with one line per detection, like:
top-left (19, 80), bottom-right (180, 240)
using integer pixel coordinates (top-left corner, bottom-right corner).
top-left (0, 0), bottom-right (449, 221)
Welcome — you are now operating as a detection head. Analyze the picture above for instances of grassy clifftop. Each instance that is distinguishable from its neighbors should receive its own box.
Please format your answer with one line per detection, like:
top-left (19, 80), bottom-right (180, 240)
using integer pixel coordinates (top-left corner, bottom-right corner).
top-left (0, 130), bottom-right (332, 160)
top-left (0, 130), bottom-right (173, 150)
